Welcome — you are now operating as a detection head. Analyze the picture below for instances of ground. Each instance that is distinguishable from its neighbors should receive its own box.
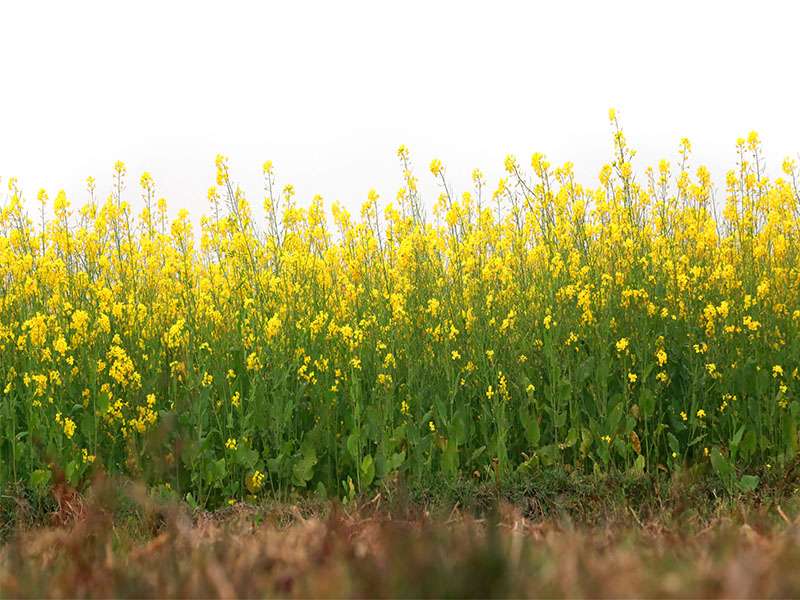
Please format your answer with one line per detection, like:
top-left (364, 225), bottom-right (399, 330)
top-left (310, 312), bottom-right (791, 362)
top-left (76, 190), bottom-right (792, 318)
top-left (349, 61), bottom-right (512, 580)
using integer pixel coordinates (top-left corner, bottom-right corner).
top-left (2, 472), bottom-right (800, 598)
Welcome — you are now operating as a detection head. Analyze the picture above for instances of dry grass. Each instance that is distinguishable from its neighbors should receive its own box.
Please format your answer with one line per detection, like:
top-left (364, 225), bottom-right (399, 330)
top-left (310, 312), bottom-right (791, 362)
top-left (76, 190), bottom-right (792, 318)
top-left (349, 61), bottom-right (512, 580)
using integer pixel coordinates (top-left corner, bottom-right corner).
top-left (2, 477), bottom-right (800, 598)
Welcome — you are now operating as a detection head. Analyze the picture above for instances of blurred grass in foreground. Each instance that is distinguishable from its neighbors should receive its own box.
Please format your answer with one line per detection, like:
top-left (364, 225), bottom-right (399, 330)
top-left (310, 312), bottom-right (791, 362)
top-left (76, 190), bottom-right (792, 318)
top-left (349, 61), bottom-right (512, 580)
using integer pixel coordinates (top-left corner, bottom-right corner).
top-left (1, 472), bottom-right (799, 598)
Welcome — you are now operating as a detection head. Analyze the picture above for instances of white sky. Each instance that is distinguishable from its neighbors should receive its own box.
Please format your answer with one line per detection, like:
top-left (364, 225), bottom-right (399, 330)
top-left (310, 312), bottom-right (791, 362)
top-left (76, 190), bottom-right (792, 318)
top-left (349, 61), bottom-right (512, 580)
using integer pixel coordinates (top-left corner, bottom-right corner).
top-left (2, 0), bottom-right (799, 220)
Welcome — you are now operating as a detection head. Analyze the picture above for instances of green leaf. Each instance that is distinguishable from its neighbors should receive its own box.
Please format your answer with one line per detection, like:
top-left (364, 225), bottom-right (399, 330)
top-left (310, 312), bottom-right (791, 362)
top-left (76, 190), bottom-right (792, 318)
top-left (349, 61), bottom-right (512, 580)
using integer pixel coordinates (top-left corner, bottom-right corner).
top-left (292, 448), bottom-right (317, 487)
top-left (360, 454), bottom-right (375, 487)
top-left (576, 357), bottom-right (595, 385)
top-left (667, 432), bottom-right (680, 454)
top-left (315, 481), bottom-right (328, 499)
top-left (208, 458), bottom-right (226, 483)
top-left (562, 426), bottom-right (578, 449)
top-left (642, 363), bottom-right (654, 384)
top-left (737, 474), bottom-right (759, 492)
top-left (266, 456), bottom-right (282, 474)
top-left (783, 414), bottom-right (798, 455)
top-left (30, 468), bottom-right (51, 495)
top-left (65, 460), bottom-right (81, 486)
top-left (639, 389), bottom-right (655, 418)
top-left (710, 447), bottom-right (734, 485)
top-left (579, 428), bottom-right (593, 455)
top-left (451, 409), bottom-right (467, 445)
top-left (469, 445), bottom-right (486, 464)
top-left (365, 405), bottom-right (382, 439)
top-left (596, 439), bottom-right (610, 465)
top-left (633, 454), bottom-right (646, 474)
top-left (80, 413), bottom-right (94, 439)
top-left (346, 432), bottom-right (360, 461)
top-left (730, 425), bottom-right (745, 461)
top-left (558, 379), bottom-right (573, 403)
top-left (732, 425), bottom-right (745, 448)
top-left (392, 423), bottom-right (407, 443)
top-left (390, 450), bottom-right (406, 470)
top-left (687, 434), bottom-right (706, 448)
top-left (442, 439), bottom-right (459, 477)
top-left (740, 430), bottom-right (757, 459)
top-left (96, 392), bottom-right (110, 413)
top-left (755, 368), bottom-right (770, 396)
top-left (235, 446), bottom-right (259, 468)
top-left (519, 404), bottom-right (540, 447)
top-left (434, 396), bottom-right (448, 428)
top-left (607, 401), bottom-right (624, 433)
top-left (624, 416), bottom-right (636, 434)
top-left (185, 492), bottom-right (199, 510)
top-left (538, 444), bottom-right (560, 466)
top-left (342, 476), bottom-right (356, 503)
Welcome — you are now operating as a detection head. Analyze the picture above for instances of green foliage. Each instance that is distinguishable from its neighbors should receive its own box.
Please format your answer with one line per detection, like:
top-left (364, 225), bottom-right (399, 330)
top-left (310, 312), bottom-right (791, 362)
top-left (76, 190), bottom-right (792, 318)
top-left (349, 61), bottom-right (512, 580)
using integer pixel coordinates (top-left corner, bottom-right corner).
top-left (1, 127), bottom-right (799, 508)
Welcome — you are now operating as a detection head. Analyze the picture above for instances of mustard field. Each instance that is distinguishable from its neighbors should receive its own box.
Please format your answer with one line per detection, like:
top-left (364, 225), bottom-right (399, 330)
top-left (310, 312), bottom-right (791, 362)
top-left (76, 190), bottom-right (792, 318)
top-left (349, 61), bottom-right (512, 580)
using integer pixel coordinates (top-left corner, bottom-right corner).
top-left (2, 113), bottom-right (799, 506)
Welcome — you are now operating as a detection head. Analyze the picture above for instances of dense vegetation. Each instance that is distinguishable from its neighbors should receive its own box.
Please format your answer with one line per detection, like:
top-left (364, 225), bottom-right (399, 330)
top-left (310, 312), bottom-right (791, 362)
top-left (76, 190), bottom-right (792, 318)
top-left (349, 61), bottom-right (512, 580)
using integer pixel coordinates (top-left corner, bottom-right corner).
top-left (2, 113), bottom-right (800, 506)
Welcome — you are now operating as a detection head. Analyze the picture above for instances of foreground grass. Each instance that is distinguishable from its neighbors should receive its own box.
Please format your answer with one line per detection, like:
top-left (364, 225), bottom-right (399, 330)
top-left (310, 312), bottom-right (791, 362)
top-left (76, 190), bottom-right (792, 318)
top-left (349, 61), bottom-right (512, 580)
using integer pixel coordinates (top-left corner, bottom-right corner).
top-left (2, 472), bottom-right (800, 598)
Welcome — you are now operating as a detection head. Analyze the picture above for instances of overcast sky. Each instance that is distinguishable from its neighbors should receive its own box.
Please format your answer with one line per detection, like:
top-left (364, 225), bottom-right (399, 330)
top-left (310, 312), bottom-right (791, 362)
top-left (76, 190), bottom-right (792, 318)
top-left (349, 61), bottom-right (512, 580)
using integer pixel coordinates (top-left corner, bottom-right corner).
top-left (2, 0), bottom-right (799, 220)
